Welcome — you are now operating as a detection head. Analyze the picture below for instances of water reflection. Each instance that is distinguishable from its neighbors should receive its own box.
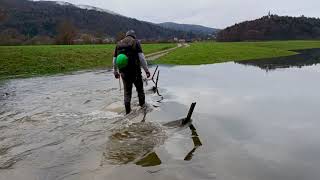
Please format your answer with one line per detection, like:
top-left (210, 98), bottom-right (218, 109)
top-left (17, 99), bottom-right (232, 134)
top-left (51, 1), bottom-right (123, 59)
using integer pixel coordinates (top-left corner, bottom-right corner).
top-left (135, 152), bottom-right (162, 167)
top-left (102, 106), bottom-right (203, 167)
top-left (184, 124), bottom-right (203, 161)
top-left (235, 48), bottom-right (320, 71)
top-left (134, 123), bottom-right (203, 167)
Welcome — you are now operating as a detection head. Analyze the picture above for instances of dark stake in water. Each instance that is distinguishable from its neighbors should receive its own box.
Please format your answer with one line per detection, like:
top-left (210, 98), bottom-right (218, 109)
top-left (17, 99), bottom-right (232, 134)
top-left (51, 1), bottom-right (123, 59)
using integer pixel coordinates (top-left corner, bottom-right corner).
top-left (1, 49), bottom-right (320, 180)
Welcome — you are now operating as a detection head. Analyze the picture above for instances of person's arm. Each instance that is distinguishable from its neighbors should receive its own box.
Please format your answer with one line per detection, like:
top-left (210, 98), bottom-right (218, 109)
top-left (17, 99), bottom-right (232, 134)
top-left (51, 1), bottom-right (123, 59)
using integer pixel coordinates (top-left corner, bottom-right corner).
top-left (113, 47), bottom-right (120, 79)
top-left (113, 57), bottom-right (117, 72)
top-left (139, 53), bottom-right (149, 73)
top-left (136, 41), bottom-right (150, 77)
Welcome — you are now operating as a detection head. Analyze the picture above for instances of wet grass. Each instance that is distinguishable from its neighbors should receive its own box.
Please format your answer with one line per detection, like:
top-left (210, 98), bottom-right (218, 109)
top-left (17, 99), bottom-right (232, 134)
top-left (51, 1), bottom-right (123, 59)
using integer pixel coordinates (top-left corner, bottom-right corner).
top-left (154, 40), bottom-right (320, 65)
top-left (0, 43), bottom-right (176, 79)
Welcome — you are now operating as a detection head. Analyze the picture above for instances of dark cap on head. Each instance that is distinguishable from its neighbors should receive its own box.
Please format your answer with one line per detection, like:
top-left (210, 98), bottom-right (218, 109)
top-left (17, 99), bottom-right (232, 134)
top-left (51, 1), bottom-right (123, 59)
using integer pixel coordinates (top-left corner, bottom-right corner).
top-left (126, 30), bottom-right (136, 39)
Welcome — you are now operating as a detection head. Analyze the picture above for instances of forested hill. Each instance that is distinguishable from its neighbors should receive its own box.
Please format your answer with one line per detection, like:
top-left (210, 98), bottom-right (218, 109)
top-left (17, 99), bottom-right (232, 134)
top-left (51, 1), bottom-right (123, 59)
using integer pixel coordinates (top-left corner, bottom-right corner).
top-left (158, 22), bottom-right (219, 36)
top-left (0, 0), bottom-right (195, 41)
top-left (217, 15), bottom-right (320, 42)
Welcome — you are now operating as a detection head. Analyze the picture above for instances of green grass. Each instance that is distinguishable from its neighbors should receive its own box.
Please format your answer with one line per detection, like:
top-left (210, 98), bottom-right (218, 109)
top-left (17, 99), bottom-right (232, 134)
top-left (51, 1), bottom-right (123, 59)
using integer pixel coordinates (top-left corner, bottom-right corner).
top-left (2, 41), bottom-right (320, 79)
top-left (155, 40), bottom-right (320, 65)
top-left (0, 43), bottom-right (175, 79)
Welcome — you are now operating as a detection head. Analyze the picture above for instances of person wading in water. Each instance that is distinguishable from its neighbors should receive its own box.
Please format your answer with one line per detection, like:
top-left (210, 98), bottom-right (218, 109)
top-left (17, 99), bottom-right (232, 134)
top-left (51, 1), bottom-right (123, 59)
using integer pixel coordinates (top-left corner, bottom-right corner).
top-left (113, 30), bottom-right (151, 114)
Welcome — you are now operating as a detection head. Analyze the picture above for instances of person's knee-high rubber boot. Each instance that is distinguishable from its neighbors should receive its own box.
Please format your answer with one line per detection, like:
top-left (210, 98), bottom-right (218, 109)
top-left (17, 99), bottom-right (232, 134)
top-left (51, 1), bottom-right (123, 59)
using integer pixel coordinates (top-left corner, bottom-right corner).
top-left (139, 96), bottom-right (145, 107)
top-left (125, 102), bottom-right (131, 114)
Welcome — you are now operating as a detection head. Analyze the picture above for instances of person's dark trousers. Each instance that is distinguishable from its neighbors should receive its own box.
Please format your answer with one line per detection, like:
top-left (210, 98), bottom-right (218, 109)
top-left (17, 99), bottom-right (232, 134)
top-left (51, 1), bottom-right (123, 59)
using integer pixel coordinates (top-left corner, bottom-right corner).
top-left (121, 73), bottom-right (145, 114)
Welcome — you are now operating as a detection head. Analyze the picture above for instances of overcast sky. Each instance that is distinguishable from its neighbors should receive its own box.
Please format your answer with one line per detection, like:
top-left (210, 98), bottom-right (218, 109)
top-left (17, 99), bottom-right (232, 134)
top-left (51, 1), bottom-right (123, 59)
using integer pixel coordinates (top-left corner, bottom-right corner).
top-left (38, 0), bottom-right (320, 28)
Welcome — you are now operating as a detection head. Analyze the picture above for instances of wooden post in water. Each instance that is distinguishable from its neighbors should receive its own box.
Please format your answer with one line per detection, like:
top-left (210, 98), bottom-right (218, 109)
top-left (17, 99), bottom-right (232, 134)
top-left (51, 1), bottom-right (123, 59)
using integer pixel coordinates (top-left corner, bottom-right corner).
top-left (182, 102), bottom-right (197, 125)
top-left (155, 70), bottom-right (160, 90)
top-left (152, 70), bottom-right (161, 95)
top-left (151, 65), bottom-right (159, 81)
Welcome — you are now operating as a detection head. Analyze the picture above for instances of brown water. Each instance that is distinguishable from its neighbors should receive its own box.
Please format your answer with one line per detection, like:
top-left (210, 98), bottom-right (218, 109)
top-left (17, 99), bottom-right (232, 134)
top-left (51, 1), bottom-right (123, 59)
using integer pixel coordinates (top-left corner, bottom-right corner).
top-left (1, 49), bottom-right (320, 180)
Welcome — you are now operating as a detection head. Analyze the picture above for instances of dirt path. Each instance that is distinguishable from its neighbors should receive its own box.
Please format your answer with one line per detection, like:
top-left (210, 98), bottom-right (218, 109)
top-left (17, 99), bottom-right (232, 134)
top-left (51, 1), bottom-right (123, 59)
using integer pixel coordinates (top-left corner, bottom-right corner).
top-left (146, 43), bottom-right (189, 61)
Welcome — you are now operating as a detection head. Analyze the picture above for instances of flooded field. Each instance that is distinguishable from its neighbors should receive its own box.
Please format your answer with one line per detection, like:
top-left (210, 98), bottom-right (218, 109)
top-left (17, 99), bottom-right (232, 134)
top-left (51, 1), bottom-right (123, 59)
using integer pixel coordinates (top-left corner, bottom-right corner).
top-left (1, 49), bottom-right (320, 180)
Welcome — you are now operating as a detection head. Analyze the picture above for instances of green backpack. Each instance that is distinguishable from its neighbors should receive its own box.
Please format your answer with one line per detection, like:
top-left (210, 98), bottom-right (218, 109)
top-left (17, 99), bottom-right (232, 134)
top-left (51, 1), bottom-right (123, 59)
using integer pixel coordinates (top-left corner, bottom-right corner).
top-left (116, 54), bottom-right (128, 70)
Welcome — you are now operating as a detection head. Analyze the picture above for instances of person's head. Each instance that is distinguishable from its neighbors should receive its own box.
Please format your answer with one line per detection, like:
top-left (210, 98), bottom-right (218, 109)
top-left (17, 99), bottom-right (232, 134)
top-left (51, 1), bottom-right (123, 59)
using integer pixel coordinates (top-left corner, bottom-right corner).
top-left (126, 30), bottom-right (136, 39)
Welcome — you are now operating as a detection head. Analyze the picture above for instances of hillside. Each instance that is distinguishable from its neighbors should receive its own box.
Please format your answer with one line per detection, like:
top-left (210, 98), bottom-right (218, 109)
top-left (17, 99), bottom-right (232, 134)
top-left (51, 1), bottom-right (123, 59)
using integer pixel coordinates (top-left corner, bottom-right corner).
top-left (0, 0), bottom-right (196, 44)
top-left (217, 15), bottom-right (320, 42)
top-left (159, 22), bottom-right (219, 36)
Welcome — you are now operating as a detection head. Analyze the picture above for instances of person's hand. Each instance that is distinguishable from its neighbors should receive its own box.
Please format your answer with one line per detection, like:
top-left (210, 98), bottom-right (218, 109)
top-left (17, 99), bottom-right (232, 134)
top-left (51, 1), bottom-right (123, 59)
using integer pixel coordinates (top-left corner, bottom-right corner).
top-left (146, 71), bottom-right (151, 78)
top-left (114, 71), bottom-right (120, 79)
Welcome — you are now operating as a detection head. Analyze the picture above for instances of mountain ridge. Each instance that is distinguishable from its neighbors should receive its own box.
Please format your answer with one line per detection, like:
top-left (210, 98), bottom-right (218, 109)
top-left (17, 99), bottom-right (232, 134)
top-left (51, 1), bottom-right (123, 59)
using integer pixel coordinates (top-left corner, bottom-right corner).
top-left (0, 0), bottom-right (198, 42)
top-left (159, 22), bottom-right (220, 36)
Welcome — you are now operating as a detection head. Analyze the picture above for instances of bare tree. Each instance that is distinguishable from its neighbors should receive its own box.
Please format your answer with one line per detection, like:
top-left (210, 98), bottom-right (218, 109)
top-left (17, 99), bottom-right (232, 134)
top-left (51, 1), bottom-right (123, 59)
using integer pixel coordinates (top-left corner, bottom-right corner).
top-left (116, 31), bottom-right (126, 42)
top-left (55, 20), bottom-right (77, 45)
top-left (80, 33), bottom-right (95, 44)
top-left (0, 28), bottom-right (26, 45)
top-left (26, 35), bottom-right (54, 45)
top-left (0, 8), bottom-right (7, 22)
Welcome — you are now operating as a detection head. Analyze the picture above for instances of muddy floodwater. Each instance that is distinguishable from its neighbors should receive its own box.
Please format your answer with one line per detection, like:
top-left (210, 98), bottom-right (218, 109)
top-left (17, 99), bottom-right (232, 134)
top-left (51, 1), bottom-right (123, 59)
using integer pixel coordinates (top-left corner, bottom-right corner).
top-left (1, 49), bottom-right (320, 180)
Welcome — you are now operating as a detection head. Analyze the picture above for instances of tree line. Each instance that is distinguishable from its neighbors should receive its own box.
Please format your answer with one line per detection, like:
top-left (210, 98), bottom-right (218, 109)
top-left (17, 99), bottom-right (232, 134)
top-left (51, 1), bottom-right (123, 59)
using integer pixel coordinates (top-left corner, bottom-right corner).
top-left (0, 0), bottom-right (197, 45)
top-left (217, 15), bottom-right (320, 42)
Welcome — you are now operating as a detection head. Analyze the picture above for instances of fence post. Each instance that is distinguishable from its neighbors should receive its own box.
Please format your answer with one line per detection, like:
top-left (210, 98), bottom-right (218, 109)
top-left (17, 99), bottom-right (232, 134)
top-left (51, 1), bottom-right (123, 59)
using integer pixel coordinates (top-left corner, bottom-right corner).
top-left (182, 102), bottom-right (197, 125)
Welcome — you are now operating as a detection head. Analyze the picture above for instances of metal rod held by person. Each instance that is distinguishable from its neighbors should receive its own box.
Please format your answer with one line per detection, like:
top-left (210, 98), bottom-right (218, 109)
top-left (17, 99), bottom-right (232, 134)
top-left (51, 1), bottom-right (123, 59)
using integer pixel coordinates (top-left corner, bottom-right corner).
top-left (119, 77), bottom-right (122, 92)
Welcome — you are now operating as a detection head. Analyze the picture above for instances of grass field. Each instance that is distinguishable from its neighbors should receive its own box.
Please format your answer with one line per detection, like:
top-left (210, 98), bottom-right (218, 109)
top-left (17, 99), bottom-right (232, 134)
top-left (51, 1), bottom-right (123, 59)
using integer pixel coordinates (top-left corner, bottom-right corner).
top-left (2, 40), bottom-right (320, 79)
top-left (0, 43), bottom-right (175, 79)
top-left (154, 40), bottom-right (320, 65)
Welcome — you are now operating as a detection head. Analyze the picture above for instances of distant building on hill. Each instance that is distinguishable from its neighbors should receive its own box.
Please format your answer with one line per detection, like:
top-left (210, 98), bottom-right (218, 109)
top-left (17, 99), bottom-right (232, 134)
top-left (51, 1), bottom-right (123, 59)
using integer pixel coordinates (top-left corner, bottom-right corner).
top-left (268, 11), bottom-right (271, 18)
